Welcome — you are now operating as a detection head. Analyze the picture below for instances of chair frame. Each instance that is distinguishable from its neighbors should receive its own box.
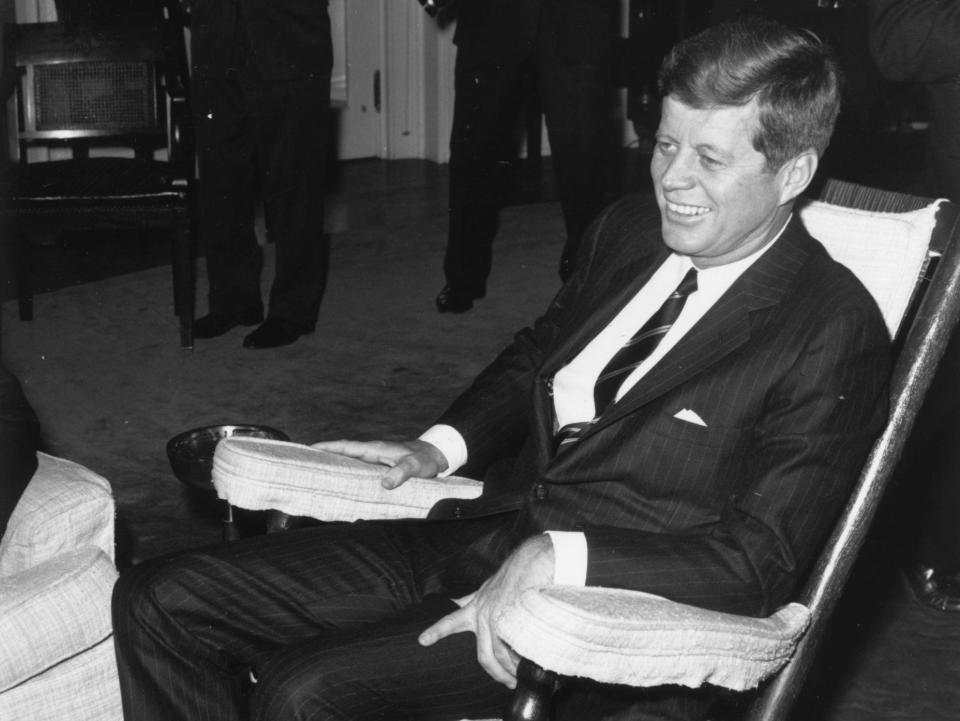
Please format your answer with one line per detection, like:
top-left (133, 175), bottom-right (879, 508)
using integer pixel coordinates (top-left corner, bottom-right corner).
top-left (2, 18), bottom-right (195, 348)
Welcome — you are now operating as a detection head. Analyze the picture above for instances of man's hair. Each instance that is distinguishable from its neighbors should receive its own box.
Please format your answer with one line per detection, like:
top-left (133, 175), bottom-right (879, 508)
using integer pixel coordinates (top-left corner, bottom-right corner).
top-left (658, 15), bottom-right (841, 170)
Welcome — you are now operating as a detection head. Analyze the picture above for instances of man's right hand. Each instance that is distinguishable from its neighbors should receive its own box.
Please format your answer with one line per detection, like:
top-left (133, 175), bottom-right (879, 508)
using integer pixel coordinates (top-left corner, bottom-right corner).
top-left (311, 439), bottom-right (449, 490)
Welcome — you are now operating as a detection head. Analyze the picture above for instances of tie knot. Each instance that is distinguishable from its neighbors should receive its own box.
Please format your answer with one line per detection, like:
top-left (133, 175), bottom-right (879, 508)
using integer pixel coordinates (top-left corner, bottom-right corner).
top-left (676, 267), bottom-right (698, 298)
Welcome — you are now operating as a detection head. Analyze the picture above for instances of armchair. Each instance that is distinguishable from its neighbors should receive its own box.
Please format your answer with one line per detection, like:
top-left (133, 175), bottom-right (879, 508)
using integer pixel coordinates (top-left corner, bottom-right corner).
top-left (212, 180), bottom-right (960, 721)
top-left (0, 452), bottom-right (121, 721)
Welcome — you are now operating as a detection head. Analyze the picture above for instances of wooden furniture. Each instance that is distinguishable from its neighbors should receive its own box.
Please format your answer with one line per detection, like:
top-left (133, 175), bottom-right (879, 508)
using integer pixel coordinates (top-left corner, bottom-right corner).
top-left (213, 180), bottom-right (960, 721)
top-left (1, 15), bottom-right (195, 348)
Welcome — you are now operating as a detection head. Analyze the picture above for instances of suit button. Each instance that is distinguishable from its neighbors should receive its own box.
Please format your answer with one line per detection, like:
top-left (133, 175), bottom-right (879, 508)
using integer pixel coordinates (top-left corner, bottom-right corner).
top-left (544, 377), bottom-right (554, 396)
top-left (453, 505), bottom-right (463, 519)
top-left (533, 483), bottom-right (549, 500)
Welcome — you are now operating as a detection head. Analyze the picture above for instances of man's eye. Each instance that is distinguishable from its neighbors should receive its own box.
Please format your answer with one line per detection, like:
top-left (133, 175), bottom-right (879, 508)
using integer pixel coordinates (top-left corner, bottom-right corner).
top-left (655, 140), bottom-right (677, 155)
top-left (700, 155), bottom-right (723, 168)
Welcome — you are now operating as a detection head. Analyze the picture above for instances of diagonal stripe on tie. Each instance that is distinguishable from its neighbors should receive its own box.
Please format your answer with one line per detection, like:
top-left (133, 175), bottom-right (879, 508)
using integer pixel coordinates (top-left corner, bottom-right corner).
top-left (592, 267), bottom-right (698, 418)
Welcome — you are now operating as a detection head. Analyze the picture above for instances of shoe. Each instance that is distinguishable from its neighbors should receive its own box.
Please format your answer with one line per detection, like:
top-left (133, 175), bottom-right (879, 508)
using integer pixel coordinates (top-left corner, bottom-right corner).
top-left (903, 563), bottom-right (960, 613)
top-left (193, 308), bottom-right (263, 339)
top-left (242, 317), bottom-right (307, 349)
top-left (435, 286), bottom-right (481, 314)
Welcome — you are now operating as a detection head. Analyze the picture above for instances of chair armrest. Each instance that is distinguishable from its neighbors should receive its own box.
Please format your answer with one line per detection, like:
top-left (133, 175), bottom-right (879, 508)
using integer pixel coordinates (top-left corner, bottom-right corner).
top-left (212, 437), bottom-right (482, 522)
top-left (0, 546), bottom-right (117, 693)
top-left (0, 453), bottom-right (115, 576)
top-left (497, 586), bottom-right (810, 693)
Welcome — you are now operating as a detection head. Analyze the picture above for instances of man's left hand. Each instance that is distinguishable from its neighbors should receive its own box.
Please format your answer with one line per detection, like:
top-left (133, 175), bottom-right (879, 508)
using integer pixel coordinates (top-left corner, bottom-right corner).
top-left (417, 534), bottom-right (555, 688)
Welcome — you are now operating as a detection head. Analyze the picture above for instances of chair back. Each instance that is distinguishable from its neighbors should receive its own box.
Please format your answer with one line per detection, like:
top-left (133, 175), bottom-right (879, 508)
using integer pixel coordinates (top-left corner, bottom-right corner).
top-left (6, 20), bottom-right (185, 161)
top-left (744, 179), bottom-right (960, 720)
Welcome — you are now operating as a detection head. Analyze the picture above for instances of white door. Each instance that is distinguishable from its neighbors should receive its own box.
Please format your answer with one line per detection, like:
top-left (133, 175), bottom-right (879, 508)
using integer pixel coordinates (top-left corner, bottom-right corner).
top-left (330, 0), bottom-right (385, 160)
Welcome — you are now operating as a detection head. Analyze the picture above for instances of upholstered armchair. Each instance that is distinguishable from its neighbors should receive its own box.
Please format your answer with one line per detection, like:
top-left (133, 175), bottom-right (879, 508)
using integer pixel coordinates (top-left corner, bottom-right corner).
top-left (0, 453), bottom-right (122, 721)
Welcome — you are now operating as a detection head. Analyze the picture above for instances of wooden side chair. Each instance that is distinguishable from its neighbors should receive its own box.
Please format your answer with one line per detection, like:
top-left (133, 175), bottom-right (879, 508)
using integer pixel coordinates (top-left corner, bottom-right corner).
top-left (1, 14), bottom-right (195, 348)
top-left (210, 179), bottom-right (960, 721)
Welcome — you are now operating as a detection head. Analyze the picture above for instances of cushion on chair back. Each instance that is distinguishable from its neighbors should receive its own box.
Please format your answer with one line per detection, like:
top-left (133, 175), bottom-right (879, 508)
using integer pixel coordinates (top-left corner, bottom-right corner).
top-left (0, 453), bottom-right (115, 577)
top-left (798, 198), bottom-right (942, 339)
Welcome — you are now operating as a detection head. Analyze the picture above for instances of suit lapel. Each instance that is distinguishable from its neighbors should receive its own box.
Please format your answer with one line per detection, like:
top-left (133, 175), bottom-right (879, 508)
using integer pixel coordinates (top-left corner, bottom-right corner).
top-left (586, 216), bottom-right (813, 436)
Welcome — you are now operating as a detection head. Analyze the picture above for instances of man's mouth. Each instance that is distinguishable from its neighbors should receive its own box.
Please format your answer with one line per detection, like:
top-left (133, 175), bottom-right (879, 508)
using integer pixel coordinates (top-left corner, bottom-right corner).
top-left (665, 200), bottom-right (711, 217)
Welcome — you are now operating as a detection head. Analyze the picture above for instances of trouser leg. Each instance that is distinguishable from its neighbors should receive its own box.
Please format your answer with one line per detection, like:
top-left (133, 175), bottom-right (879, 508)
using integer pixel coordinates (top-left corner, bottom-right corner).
top-left (249, 74), bottom-right (332, 330)
top-left (538, 53), bottom-right (616, 278)
top-left (251, 594), bottom-right (509, 721)
top-left (444, 58), bottom-right (528, 297)
top-left (192, 74), bottom-right (264, 317)
top-left (112, 517), bottom-right (510, 721)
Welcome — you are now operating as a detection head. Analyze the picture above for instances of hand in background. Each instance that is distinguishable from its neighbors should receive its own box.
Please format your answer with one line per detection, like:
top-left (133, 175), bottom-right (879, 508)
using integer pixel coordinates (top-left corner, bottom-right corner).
top-left (311, 439), bottom-right (449, 489)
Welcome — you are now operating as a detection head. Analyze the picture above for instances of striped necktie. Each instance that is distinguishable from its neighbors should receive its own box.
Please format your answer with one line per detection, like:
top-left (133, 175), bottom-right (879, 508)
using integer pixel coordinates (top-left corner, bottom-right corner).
top-left (555, 267), bottom-right (698, 448)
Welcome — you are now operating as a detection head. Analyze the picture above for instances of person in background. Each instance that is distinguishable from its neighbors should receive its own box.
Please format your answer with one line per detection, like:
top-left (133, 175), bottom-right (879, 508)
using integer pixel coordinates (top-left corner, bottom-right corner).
top-left (189, 0), bottom-right (332, 349)
top-left (435, 0), bottom-right (621, 313)
top-left (867, 0), bottom-right (960, 612)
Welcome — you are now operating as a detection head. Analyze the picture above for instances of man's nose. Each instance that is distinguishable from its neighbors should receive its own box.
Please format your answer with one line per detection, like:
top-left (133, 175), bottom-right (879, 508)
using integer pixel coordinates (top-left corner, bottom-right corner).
top-left (659, 152), bottom-right (696, 190)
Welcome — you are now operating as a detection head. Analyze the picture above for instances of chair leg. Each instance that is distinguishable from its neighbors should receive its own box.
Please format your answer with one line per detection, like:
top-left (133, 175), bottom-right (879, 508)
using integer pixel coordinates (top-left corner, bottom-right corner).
top-left (503, 659), bottom-right (559, 721)
top-left (171, 223), bottom-right (194, 348)
top-left (15, 234), bottom-right (33, 321)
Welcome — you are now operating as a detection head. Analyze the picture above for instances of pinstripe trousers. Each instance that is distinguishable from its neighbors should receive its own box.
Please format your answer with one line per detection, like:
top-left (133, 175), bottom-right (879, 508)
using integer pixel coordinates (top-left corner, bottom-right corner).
top-left (111, 516), bottom-right (517, 721)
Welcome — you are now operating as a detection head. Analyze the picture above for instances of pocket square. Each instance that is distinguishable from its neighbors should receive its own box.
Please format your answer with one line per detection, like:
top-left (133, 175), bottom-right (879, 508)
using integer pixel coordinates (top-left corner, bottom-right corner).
top-left (673, 408), bottom-right (708, 427)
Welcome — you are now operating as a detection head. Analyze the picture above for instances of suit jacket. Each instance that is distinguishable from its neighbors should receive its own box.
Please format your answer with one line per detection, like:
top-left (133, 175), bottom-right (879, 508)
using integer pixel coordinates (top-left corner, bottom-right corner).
top-left (190, 0), bottom-right (332, 80)
top-left (433, 194), bottom-right (890, 617)
top-left (452, 0), bottom-right (619, 66)
top-left (0, 364), bottom-right (41, 539)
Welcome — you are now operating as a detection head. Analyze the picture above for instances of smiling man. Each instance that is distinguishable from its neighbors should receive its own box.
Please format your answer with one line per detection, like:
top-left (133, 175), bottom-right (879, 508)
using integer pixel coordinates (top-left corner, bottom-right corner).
top-left (113, 16), bottom-right (891, 721)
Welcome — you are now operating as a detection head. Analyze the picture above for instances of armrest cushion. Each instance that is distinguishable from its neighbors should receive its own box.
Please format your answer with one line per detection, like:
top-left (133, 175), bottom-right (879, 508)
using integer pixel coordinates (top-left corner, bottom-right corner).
top-left (497, 586), bottom-right (810, 692)
top-left (212, 437), bottom-right (482, 522)
top-left (0, 453), bottom-right (115, 576)
top-left (0, 546), bottom-right (117, 692)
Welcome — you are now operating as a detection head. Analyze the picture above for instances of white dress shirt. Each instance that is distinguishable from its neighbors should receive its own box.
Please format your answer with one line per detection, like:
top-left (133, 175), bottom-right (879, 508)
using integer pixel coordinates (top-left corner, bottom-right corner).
top-left (420, 219), bottom-right (787, 584)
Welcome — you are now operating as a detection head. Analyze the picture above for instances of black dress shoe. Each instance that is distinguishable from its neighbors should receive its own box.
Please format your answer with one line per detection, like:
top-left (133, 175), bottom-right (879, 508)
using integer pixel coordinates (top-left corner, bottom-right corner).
top-left (435, 286), bottom-right (482, 314)
top-left (242, 317), bottom-right (307, 349)
top-left (193, 308), bottom-right (263, 339)
top-left (903, 563), bottom-right (960, 613)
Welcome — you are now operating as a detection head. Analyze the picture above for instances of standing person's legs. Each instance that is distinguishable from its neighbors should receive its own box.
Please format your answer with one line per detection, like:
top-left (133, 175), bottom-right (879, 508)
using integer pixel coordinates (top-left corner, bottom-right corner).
top-left (538, 54), bottom-right (616, 281)
top-left (250, 74), bottom-right (332, 335)
top-left (439, 57), bottom-right (528, 312)
top-left (192, 74), bottom-right (265, 325)
top-left (112, 517), bottom-right (512, 721)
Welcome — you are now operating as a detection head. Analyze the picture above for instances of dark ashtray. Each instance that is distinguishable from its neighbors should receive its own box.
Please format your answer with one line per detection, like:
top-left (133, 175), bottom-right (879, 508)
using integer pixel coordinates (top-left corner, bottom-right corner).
top-left (167, 424), bottom-right (289, 491)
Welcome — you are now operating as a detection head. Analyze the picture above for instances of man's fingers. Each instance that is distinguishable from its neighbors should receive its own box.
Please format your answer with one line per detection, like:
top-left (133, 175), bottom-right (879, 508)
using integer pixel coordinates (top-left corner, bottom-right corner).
top-left (475, 615), bottom-right (516, 688)
top-left (418, 606), bottom-right (473, 646)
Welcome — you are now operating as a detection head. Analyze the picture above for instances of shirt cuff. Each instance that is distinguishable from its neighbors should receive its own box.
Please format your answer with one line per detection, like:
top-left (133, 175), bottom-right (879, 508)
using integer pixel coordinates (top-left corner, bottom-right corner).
top-left (545, 531), bottom-right (588, 586)
top-left (418, 424), bottom-right (468, 477)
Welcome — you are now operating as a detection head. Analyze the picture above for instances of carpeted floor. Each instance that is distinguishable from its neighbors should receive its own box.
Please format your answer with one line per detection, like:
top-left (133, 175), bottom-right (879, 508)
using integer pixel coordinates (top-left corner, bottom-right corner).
top-left (1, 158), bottom-right (958, 720)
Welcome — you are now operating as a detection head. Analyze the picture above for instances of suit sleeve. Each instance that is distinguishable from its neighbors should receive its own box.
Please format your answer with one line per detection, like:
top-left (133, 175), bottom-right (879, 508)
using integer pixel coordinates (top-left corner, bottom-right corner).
top-left (434, 200), bottom-right (625, 475)
top-left (580, 302), bottom-right (890, 616)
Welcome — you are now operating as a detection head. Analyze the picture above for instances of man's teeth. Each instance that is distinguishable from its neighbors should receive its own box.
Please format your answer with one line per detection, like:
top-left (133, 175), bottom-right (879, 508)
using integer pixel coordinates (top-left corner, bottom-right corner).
top-left (667, 201), bottom-right (710, 216)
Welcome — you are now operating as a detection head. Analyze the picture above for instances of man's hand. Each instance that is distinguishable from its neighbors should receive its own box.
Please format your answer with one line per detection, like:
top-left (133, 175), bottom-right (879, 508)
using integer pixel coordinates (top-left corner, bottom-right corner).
top-left (311, 439), bottom-right (448, 489)
top-left (418, 535), bottom-right (555, 688)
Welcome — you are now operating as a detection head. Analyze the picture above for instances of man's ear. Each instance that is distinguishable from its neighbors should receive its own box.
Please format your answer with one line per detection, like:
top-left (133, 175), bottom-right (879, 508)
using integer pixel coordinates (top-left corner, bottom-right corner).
top-left (777, 150), bottom-right (819, 204)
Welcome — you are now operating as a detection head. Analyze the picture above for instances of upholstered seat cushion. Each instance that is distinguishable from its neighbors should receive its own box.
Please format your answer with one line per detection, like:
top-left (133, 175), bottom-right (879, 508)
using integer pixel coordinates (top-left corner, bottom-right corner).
top-left (6, 157), bottom-right (186, 204)
top-left (497, 586), bottom-right (810, 692)
top-left (798, 198), bottom-right (941, 338)
top-left (0, 453), bottom-right (115, 576)
top-left (212, 437), bottom-right (483, 521)
top-left (0, 546), bottom-right (118, 693)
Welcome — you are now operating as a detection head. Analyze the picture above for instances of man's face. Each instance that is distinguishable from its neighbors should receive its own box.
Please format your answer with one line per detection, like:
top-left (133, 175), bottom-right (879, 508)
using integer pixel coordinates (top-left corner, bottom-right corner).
top-left (650, 96), bottom-right (796, 268)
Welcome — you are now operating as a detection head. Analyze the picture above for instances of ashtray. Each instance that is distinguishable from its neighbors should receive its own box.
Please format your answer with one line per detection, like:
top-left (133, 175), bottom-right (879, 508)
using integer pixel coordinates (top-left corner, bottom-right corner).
top-left (167, 424), bottom-right (290, 491)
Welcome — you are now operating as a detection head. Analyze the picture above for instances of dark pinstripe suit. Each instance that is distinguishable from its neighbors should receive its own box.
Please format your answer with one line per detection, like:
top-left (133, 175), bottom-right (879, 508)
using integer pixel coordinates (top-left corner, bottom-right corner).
top-left (113, 194), bottom-right (890, 720)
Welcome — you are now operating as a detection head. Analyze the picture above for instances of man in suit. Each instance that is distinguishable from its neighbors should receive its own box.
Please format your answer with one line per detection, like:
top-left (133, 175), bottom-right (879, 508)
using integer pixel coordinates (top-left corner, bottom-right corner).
top-left (188, 0), bottom-right (332, 348)
top-left (0, 363), bottom-right (40, 540)
top-left (436, 0), bottom-right (620, 313)
top-left (112, 16), bottom-right (890, 720)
